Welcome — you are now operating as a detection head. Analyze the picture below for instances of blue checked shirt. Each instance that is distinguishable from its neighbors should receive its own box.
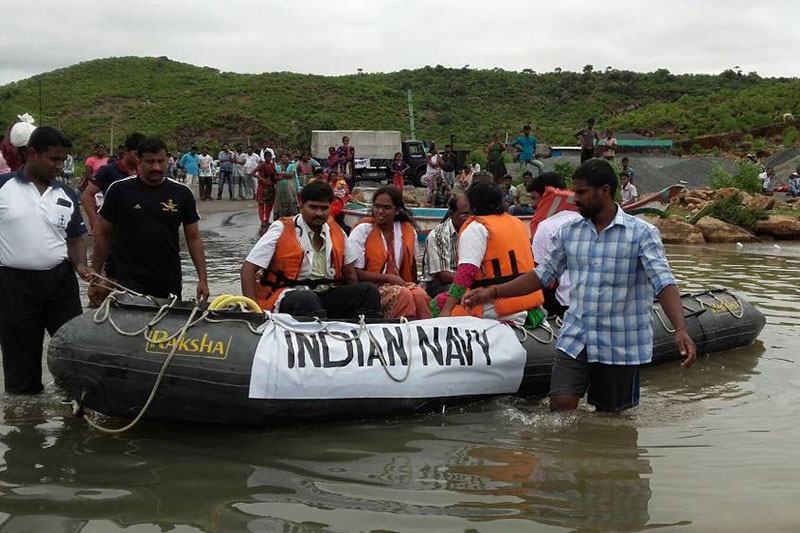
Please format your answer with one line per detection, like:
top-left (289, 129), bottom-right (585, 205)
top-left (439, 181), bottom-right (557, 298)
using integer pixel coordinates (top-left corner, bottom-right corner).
top-left (534, 206), bottom-right (676, 365)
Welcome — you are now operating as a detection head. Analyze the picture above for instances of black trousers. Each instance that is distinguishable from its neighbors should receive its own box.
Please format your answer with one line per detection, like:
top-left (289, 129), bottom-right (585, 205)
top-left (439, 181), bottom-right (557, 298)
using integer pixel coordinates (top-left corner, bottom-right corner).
top-left (0, 261), bottom-right (82, 394)
top-left (580, 148), bottom-right (595, 163)
top-left (279, 283), bottom-right (382, 319)
top-left (199, 176), bottom-right (213, 199)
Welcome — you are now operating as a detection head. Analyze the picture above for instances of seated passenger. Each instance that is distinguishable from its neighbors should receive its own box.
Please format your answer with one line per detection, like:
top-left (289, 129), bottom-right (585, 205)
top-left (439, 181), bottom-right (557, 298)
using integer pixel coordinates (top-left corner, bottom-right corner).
top-left (345, 186), bottom-right (432, 319)
top-left (422, 194), bottom-right (470, 298)
top-left (437, 181), bottom-right (544, 324)
top-left (240, 181), bottom-right (381, 319)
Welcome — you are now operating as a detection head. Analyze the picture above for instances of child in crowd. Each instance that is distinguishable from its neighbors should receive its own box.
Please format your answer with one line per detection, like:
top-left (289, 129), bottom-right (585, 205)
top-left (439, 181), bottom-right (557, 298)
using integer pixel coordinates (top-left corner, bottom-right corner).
top-left (433, 174), bottom-right (452, 207)
top-left (621, 157), bottom-right (634, 181)
top-left (391, 152), bottom-right (409, 192)
top-left (452, 165), bottom-right (474, 195)
top-left (330, 174), bottom-right (351, 230)
top-left (254, 153), bottom-right (276, 228)
top-left (501, 174), bottom-right (516, 208)
top-left (620, 174), bottom-right (638, 206)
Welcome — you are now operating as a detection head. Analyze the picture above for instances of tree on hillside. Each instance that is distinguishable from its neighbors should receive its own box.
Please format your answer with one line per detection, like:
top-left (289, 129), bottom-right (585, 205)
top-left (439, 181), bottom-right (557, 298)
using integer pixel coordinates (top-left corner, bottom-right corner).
top-left (293, 114), bottom-right (338, 152)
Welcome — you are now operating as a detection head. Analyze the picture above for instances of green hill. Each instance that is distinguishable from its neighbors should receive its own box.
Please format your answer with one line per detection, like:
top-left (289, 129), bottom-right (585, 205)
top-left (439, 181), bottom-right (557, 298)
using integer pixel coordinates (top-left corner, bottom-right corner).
top-left (1, 57), bottom-right (798, 156)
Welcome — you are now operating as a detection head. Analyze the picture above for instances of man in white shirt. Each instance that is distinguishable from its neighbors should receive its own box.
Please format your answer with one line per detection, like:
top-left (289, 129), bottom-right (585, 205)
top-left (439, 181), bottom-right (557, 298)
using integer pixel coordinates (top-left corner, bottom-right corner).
top-left (241, 181), bottom-right (381, 318)
top-left (529, 172), bottom-right (582, 316)
top-left (197, 146), bottom-right (215, 201)
top-left (0, 127), bottom-right (94, 394)
top-left (244, 145), bottom-right (261, 200)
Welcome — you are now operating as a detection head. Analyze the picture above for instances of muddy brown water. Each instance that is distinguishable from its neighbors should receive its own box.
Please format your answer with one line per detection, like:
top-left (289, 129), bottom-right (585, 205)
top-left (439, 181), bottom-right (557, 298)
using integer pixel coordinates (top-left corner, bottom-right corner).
top-left (0, 210), bottom-right (798, 532)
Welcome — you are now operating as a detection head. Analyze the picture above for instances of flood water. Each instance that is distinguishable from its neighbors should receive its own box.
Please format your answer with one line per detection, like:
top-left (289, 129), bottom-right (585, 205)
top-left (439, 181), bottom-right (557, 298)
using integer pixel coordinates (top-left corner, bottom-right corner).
top-left (1, 209), bottom-right (798, 532)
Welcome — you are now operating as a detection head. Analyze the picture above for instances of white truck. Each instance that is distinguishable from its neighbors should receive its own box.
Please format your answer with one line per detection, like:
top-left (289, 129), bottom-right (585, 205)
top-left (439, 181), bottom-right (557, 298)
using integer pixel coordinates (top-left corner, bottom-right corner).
top-left (311, 130), bottom-right (431, 186)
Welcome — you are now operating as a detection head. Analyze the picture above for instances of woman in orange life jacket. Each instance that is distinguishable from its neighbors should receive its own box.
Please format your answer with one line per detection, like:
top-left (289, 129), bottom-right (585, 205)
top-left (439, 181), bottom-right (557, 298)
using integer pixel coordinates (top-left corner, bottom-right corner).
top-left (345, 186), bottom-right (432, 319)
top-left (436, 178), bottom-right (544, 323)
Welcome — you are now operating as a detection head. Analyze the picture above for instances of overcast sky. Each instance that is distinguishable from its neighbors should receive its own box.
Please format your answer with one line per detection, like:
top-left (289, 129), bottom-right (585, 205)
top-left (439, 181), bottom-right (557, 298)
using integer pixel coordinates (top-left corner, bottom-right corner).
top-left (2, 0), bottom-right (798, 85)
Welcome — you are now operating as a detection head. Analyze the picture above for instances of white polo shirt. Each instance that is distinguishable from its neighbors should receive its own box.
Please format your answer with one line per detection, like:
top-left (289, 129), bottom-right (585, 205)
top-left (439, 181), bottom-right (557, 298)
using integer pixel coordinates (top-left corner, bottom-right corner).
top-left (246, 215), bottom-right (339, 309)
top-left (0, 170), bottom-right (87, 270)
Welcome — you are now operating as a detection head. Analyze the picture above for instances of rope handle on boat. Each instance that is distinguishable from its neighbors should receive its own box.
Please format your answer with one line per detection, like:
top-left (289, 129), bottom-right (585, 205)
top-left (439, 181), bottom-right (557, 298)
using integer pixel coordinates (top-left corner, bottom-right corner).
top-left (72, 305), bottom-right (201, 434)
top-left (513, 319), bottom-right (556, 345)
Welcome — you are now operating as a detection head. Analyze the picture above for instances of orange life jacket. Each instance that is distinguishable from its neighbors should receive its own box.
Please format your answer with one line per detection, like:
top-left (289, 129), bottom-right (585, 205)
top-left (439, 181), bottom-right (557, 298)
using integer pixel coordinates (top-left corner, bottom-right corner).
top-left (529, 186), bottom-right (578, 239)
top-left (451, 213), bottom-right (544, 318)
top-left (256, 216), bottom-right (346, 311)
top-left (357, 218), bottom-right (417, 283)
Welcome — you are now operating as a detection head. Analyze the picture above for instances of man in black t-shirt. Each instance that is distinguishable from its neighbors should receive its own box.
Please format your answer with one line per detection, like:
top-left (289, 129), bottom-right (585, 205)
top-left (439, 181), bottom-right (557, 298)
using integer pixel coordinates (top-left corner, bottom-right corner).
top-left (89, 137), bottom-right (209, 305)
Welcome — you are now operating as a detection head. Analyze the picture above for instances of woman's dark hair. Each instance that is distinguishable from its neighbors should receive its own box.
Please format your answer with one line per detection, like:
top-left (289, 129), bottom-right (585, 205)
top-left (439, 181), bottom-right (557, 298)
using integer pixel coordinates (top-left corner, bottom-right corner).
top-left (467, 181), bottom-right (504, 216)
top-left (94, 142), bottom-right (105, 149)
top-left (300, 180), bottom-right (334, 204)
top-left (28, 126), bottom-right (72, 153)
top-left (136, 136), bottom-right (167, 156)
top-left (427, 142), bottom-right (436, 153)
top-left (372, 185), bottom-right (417, 227)
top-left (394, 151), bottom-right (402, 158)
top-left (528, 171), bottom-right (566, 194)
top-left (573, 158), bottom-right (618, 196)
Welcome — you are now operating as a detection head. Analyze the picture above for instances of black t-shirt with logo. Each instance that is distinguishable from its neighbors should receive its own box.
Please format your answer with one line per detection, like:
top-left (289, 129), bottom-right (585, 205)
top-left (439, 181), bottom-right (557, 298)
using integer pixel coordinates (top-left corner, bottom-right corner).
top-left (99, 176), bottom-right (199, 296)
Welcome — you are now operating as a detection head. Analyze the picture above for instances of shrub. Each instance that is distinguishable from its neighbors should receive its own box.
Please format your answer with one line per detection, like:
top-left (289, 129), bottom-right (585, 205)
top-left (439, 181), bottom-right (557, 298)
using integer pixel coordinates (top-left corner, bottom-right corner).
top-left (702, 193), bottom-right (763, 231)
top-left (553, 160), bottom-right (575, 188)
top-left (783, 126), bottom-right (799, 146)
top-left (710, 160), bottom-right (762, 193)
top-left (468, 149), bottom-right (486, 169)
top-left (710, 162), bottom-right (733, 189)
top-left (731, 159), bottom-right (763, 193)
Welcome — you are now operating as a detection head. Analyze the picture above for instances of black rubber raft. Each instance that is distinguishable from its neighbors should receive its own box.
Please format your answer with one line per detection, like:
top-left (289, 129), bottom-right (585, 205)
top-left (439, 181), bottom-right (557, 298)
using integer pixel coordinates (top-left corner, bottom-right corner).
top-left (48, 290), bottom-right (765, 426)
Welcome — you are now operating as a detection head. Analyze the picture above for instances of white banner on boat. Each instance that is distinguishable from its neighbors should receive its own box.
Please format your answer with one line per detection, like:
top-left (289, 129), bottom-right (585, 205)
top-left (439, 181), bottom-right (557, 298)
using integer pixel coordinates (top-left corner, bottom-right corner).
top-left (248, 314), bottom-right (526, 400)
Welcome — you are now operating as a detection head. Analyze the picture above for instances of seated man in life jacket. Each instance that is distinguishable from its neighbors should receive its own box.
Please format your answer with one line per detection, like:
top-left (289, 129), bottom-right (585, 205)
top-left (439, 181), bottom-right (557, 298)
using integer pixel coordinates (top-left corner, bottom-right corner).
top-left (241, 181), bottom-right (382, 319)
top-left (436, 179), bottom-right (545, 324)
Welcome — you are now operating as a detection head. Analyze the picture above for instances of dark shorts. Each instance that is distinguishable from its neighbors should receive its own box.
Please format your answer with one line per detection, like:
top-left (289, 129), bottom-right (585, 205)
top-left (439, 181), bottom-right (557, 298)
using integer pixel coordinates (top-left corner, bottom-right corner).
top-left (549, 349), bottom-right (640, 412)
top-left (580, 148), bottom-right (595, 163)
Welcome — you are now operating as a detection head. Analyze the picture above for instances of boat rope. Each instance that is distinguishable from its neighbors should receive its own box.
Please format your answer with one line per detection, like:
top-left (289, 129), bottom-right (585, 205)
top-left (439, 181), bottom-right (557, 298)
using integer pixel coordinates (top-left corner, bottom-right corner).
top-left (513, 319), bottom-right (556, 345)
top-left (653, 306), bottom-right (676, 333)
top-left (87, 273), bottom-right (153, 300)
top-left (365, 316), bottom-right (413, 383)
top-left (72, 305), bottom-right (201, 434)
top-left (691, 290), bottom-right (744, 319)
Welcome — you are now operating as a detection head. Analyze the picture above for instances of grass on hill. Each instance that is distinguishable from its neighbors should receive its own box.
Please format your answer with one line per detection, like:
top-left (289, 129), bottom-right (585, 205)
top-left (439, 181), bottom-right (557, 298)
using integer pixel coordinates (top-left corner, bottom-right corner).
top-left (1, 57), bottom-right (798, 157)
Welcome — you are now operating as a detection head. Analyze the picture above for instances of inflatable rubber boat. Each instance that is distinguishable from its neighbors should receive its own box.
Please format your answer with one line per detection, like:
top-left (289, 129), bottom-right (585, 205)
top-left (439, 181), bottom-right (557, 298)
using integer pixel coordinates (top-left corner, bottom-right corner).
top-left (47, 289), bottom-right (764, 427)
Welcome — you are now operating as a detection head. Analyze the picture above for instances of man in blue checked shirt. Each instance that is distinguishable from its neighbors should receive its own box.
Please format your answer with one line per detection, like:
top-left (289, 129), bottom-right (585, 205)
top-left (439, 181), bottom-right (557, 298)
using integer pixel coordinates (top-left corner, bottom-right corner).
top-left (465, 159), bottom-right (696, 413)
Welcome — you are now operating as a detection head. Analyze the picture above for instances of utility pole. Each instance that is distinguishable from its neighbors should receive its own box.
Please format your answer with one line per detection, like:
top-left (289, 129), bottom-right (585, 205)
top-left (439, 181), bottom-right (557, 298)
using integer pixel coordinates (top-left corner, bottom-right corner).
top-left (109, 118), bottom-right (115, 153)
top-left (407, 89), bottom-right (416, 140)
